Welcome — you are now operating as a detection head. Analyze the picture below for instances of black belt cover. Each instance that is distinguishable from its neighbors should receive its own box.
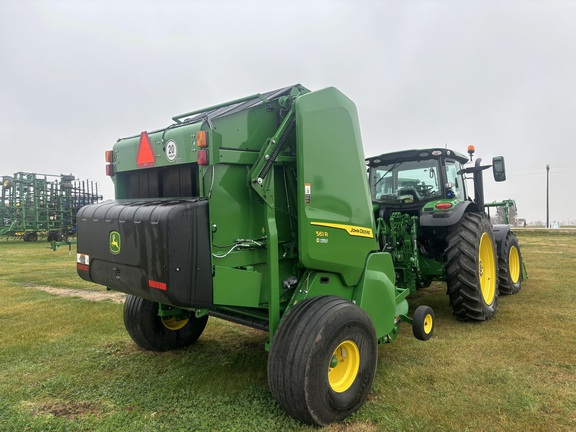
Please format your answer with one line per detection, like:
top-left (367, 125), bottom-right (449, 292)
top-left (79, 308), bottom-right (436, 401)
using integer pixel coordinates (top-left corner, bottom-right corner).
top-left (76, 199), bottom-right (212, 309)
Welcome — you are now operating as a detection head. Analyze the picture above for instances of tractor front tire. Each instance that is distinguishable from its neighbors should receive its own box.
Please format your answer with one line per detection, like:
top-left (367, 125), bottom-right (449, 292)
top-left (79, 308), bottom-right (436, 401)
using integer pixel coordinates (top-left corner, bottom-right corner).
top-left (123, 294), bottom-right (208, 351)
top-left (445, 213), bottom-right (498, 321)
top-left (498, 231), bottom-right (522, 295)
top-left (268, 296), bottom-right (378, 426)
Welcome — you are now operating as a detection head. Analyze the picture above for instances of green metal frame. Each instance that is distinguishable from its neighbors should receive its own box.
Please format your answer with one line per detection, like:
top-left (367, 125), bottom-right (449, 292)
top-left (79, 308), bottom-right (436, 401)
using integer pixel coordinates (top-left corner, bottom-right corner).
top-left (376, 211), bottom-right (445, 293)
top-left (485, 199), bottom-right (517, 224)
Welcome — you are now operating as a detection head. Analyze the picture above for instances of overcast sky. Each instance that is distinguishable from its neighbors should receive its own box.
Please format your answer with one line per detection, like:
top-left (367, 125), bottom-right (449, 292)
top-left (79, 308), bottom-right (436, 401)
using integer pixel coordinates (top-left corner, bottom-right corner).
top-left (1, 0), bottom-right (574, 223)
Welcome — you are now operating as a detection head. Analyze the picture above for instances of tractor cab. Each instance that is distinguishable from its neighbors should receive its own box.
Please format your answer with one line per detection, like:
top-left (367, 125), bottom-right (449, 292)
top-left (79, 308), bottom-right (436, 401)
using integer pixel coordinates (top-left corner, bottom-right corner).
top-left (366, 148), bottom-right (470, 219)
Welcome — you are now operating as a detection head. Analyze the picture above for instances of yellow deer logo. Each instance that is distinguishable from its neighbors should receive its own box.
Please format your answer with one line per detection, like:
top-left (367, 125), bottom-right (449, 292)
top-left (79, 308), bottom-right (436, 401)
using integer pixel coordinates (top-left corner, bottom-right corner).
top-left (109, 231), bottom-right (121, 254)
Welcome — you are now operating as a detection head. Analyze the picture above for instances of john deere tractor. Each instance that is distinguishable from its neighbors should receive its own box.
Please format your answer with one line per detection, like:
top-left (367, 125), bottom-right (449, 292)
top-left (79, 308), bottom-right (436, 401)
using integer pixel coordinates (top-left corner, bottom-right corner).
top-left (366, 147), bottom-right (524, 321)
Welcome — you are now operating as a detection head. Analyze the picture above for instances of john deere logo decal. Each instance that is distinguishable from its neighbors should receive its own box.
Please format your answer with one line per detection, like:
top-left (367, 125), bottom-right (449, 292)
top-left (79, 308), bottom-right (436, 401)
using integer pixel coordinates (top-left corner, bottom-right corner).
top-left (109, 231), bottom-right (121, 254)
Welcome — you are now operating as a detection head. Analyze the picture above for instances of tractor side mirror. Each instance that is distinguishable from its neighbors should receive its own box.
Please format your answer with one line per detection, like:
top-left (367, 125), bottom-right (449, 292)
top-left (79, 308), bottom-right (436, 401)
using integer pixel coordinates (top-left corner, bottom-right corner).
top-left (492, 156), bottom-right (506, 182)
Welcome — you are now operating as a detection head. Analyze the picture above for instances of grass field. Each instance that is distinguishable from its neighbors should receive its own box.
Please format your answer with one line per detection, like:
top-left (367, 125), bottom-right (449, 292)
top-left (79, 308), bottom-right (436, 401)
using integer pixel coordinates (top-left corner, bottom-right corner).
top-left (0, 230), bottom-right (575, 431)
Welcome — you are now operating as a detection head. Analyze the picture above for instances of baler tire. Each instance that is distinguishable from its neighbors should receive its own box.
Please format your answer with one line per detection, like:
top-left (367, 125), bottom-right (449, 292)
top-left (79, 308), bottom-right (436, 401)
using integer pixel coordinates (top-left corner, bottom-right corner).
top-left (498, 232), bottom-right (522, 295)
top-left (123, 294), bottom-right (207, 352)
top-left (267, 296), bottom-right (377, 426)
top-left (445, 213), bottom-right (498, 321)
top-left (412, 305), bottom-right (435, 341)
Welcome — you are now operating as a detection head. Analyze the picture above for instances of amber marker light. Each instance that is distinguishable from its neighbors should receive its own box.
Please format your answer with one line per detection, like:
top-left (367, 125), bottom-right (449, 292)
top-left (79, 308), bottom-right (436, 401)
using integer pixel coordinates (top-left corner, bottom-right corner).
top-left (196, 131), bottom-right (208, 148)
top-left (105, 150), bottom-right (113, 163)
top-left (105, 150), bottom-right (114, 176)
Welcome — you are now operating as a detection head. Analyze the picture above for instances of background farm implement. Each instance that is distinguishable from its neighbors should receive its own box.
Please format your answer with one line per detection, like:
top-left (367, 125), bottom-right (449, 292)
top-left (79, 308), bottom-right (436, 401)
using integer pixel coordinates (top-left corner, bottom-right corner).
top-left (1, 172), bottom-right (102, 244)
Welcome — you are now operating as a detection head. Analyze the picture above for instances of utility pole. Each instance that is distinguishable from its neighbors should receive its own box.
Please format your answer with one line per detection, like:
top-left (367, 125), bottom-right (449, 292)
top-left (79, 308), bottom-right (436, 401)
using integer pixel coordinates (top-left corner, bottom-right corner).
top-left (546, 164), bottom-right (550, 228)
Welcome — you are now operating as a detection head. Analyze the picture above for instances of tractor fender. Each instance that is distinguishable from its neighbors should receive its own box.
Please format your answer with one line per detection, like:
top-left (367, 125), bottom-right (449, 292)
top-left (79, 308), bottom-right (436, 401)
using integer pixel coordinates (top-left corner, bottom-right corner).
top-left (419, 201), bottom-right (479, 228)
top-left (491, 224), bottom-right (511, 256)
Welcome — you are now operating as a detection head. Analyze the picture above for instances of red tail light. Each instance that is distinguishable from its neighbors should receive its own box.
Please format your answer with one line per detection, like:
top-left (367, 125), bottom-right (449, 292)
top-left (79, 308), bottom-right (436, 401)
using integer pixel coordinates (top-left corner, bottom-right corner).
top-left (435, 202), bottom-right (453, 210)
top-left (198, 149), bottom-right (208, 165)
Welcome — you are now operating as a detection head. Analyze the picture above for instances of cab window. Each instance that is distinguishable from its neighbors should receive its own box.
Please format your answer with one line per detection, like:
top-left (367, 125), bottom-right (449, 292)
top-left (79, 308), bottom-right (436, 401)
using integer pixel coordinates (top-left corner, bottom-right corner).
top-left (444, 159), bottom-right (466, 200)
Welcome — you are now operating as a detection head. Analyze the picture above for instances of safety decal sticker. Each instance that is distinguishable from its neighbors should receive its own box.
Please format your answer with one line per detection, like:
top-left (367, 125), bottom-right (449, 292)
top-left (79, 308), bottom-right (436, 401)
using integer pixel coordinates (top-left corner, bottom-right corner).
top-left (305, 183), bottom-right (311, 204)
top-left (165, 140), bottom-right (177, 162)
top-left (315, 229), bottom-right (329, 244)
top-left (310, 222), bottom-right (373, 238)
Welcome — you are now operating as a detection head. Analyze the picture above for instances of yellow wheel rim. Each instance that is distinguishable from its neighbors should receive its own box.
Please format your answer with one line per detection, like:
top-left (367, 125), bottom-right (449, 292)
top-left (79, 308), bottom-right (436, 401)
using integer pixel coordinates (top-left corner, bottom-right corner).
top-left (478, 233), bottom-right (496, 305)
top-left (328, 340), bottom-right (360, 393)
top-left (161, 316), bottom-right (189, 331)
top-left (509, 246), bottom-right (520, 284)
top-left (423, 313), bottom-right (433, 334)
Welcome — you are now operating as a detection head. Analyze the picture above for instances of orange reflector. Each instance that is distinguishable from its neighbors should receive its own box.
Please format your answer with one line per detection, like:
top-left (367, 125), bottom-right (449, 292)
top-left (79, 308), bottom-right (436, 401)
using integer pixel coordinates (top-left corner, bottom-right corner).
top-left (196, 131), bottom-right (208, 148)
top-left (105, 150), bottom-right (113, 163)
top-left (105, 164), bottom-right (114, 176)
top-left (198, 149), bottom-right (208, 165)
top-left (435, 202), bottom-right (453, 210)
top-left (137, 131), bottom-right (156, 167)
top-left (149, 280), bottom-right (167, 291)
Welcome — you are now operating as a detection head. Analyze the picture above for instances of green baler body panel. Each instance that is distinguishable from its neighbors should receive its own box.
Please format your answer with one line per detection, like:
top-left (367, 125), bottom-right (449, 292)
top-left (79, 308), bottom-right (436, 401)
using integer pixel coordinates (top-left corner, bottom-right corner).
top-left (78, 85), bottom-right (400, 341)
top-left (295, 88), bottom-right (379, 286)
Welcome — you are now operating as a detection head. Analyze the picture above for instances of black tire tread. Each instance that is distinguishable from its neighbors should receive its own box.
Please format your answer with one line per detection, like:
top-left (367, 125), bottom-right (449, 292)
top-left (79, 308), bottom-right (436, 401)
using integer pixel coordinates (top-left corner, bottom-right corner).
top-left (498, 231), bottom-right (522, 295)
top-left (445, 213), bottom-right (498, 321)
top-left (412, 305), bottom-right (434, 341)
top-left (268, 296), bottom-right (377, 425)
top-left (123, 294), bottom-right (207, 351)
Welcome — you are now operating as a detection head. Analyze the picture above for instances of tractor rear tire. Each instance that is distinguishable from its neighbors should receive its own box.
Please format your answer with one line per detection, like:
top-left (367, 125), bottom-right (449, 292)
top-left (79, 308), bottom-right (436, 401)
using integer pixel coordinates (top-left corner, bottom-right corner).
top-left (123, 294), bottom-right (208, 351)
top-left (267, 296), bottom-right (378, 426)
top-left (445, 213), bottom-right (498, 321)
top-left (498, 231), bottom-right (522, 295)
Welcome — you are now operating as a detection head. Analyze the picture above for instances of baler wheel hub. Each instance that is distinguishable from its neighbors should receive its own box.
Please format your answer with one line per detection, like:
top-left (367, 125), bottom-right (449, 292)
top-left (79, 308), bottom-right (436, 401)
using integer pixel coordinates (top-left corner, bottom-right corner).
top-left (328, 340), bottom-right (360, 393)
top-left (161, 316), bottom-right (190, 331)
top-left (423, 313), bottom-right (433, 334)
